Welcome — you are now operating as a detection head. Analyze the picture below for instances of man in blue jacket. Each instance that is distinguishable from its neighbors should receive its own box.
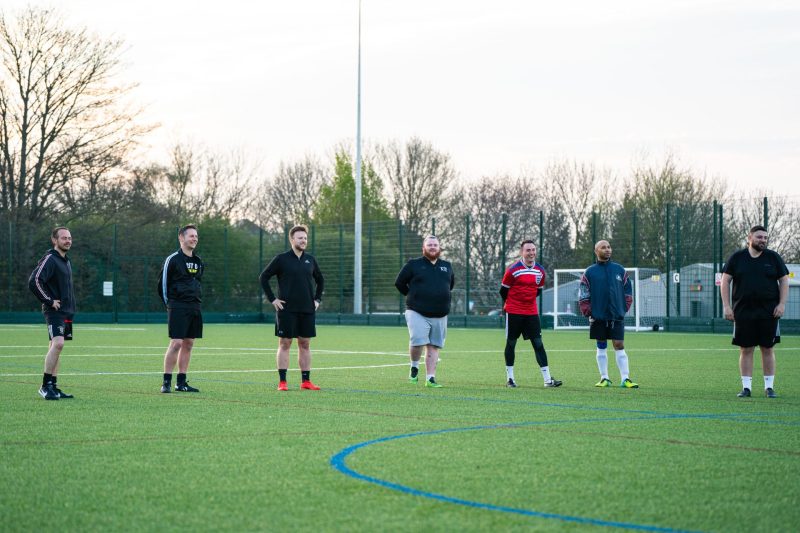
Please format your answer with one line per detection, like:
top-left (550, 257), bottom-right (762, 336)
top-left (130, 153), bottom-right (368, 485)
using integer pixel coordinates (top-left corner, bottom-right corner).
top-left (578, 240), bottom-right (639, 388)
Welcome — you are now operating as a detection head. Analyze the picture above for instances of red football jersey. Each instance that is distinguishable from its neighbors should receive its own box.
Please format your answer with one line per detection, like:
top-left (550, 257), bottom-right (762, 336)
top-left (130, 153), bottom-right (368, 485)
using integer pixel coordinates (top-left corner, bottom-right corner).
top-left (501, 260), bottom-right (546, 315)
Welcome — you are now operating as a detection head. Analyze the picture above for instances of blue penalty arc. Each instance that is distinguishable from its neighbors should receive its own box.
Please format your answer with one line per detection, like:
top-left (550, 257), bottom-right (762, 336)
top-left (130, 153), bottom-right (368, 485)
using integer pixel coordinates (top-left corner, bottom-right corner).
top-left (329, 417), bottom-right (709, 533)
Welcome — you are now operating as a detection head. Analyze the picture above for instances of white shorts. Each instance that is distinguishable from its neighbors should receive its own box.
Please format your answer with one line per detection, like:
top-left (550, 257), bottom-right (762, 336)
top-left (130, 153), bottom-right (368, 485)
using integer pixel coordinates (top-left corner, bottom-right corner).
top-left (405, 309), bottom-right (447, 348)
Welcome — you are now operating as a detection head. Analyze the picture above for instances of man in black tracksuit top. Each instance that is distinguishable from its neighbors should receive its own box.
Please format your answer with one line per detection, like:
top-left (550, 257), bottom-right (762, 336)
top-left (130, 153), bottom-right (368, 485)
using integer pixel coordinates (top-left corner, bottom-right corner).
top-left (157, 224), bottom-right (204, 393)
top-left (394, 235), bottom-right (455, 388)
top-left (260, 225), bottom-right (324, 391)
top-left (28, 227), bottom-right (76, 400)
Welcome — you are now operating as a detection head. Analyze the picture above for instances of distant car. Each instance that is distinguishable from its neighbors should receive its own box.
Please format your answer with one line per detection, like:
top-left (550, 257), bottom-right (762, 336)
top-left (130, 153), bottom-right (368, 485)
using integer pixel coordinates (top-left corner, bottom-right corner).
top-left (487, 309), bottom-right (503, 316)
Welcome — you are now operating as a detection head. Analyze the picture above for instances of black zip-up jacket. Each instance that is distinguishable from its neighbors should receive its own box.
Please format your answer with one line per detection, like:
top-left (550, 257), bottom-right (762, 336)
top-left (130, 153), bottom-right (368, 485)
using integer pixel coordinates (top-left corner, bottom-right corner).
top-left (29, 249), bottom-right (76, 314)
top-left (260, 250), bottom-right (324, 313)
top-left (158, 249), bottom-right (204, 308)
top-left (395, 257), bottom-right (455, 318)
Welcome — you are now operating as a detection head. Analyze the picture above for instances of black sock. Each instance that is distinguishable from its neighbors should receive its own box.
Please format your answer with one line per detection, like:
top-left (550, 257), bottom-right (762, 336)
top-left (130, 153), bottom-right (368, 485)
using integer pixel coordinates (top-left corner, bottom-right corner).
top-left (504, 339), bottom-right (517, 367)
top-left (177, 373), bottom-right (187, 385)
top-left (532, 338), bottom-right (548, 367)
top-left (301, 370), bottom-right (310, 382)
top-left (163, 373), bottom-right (172, 383)
top-left (410, 366), bottom-right (419, 378)
top-left (278, 369), bottom-right (287, 381)
top-left (43, 373), bottom-right (53, 387)
top-left (52, 375), bottom-right (58, 385)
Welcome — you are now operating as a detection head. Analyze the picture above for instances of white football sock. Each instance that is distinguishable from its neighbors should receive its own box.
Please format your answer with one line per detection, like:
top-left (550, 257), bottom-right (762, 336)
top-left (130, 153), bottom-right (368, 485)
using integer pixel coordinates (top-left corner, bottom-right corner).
top-left (596, 348), bottom-right (609, 379)
top-left (615, 349), bottom-right (629, 381)
top-left (764, 375), bottom-right (774, 389)
top-left (506, 366), bottom-right (515, 381)
top-left (741, 376), bottom-right (752, 389)
top-left (540, 365), bottom-right (551, 383)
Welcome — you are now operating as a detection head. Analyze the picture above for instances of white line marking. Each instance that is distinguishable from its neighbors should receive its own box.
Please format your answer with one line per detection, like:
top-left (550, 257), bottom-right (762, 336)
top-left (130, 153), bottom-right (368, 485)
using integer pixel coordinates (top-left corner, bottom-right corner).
top-left (0, 363), bottom-right (408, 378)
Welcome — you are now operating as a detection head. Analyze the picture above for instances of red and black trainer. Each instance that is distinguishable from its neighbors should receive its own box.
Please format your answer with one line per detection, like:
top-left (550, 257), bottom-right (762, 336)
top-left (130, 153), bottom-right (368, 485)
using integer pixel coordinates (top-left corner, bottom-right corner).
top-left (300, 381), bottom-right (320, 390)
top-left (277, 381), bottom-right (288, 391)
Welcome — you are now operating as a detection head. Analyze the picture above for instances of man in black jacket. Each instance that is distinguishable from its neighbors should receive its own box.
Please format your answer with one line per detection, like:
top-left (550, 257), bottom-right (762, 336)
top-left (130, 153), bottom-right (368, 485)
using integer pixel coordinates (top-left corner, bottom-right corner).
top-left (157, 225), bottom-right (204, 393)
top-left (260, 225), bottom-right (324, 391)
top-left (28, 227), bottom-right (76, 400)
top-left (395, 235), bottom-right (455, 388)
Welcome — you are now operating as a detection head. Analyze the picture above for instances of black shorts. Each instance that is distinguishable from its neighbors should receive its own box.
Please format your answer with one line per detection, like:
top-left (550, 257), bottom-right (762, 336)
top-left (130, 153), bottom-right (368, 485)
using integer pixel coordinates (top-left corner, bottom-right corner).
top-left (275, 311), bottom-right (316, 338)
top-left (589, 319), bottom-right (625, 341)
top-left (733, 319), bottom-right (780, 348)
top-left (45, 313), bottom-right (73, 341)
top-left (505, 314), bottom-right (542, 341)
top-left (168, 306), bottom-right (203, 339)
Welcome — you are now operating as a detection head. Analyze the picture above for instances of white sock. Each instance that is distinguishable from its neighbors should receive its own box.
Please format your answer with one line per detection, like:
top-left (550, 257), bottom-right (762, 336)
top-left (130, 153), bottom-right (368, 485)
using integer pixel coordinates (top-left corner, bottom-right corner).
top-left (596, 348), bottom-right (609, 379)
top-left (615, 349), bottom-right (629, 381)
top-left (426, 374), bottom-right (435, 381)
top-left (411, 361), bottom-right (419, 369)
top-left (540, 366), bottom-right (551, 383)
top-left (741, 376), bottom-right (752, 390)
top-left (764, 375), bottom-right (774, 389)
top-left (506, 366), bottom-right (515, 381)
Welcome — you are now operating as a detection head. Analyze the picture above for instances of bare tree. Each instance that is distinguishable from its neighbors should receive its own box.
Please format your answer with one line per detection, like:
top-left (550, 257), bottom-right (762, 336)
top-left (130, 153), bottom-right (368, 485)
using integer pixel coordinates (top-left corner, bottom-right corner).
top-left (543, 159), bottom-right (613, 248)
top-left (0, 7), bottom-right (147, 223)
top-left (375, 137), bottom-right (456, 234)
top-left (730, 192), bottom-right (800, 262)
top-left (251, 155), bottom-right (327, 230)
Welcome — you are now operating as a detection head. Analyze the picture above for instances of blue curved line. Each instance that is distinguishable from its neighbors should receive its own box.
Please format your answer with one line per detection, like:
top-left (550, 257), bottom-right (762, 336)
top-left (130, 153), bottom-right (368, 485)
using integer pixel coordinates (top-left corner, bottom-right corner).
top-left (330, 419), bottom-right (705, 533)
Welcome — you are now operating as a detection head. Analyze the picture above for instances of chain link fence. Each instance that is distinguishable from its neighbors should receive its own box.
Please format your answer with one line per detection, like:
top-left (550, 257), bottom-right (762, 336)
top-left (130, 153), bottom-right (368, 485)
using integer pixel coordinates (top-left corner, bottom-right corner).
top-left (1, 195), bottom-right (798, 331)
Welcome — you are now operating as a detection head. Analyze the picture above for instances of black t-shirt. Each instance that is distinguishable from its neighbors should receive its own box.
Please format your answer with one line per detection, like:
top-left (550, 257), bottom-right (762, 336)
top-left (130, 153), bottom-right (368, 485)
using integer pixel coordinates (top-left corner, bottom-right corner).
top-left (259, 250), bottom-right (324, 313)
top-left (394, 257), bottom-right (455, 318)
top-left (722, 248), bottom-right (788, 319)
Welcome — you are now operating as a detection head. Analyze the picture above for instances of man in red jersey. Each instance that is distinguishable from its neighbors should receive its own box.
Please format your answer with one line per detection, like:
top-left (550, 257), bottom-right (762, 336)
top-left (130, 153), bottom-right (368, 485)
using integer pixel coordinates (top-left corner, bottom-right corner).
top-left (499, 240), bottom-right (562, 388)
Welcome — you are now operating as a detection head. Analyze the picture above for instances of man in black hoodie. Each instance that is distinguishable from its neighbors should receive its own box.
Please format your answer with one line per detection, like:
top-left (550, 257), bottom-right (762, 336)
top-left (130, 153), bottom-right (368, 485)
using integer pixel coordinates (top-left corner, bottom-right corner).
top-left (158, 225), bottom-right (204, 393)
top-left (395, 235), bottom-right (455, 388)
top-left (29, 227), bottom-right (76, 400)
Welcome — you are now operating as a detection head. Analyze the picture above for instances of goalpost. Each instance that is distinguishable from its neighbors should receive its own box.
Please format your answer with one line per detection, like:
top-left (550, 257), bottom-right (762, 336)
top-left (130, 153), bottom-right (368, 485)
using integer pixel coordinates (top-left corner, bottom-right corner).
top-left (552, 268), bottom-right (663, 331)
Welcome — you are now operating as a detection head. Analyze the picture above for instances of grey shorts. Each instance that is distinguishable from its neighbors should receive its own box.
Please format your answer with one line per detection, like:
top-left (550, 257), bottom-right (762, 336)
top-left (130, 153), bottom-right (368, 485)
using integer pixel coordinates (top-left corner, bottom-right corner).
top-left (405, 309), bottom-right (447, 348)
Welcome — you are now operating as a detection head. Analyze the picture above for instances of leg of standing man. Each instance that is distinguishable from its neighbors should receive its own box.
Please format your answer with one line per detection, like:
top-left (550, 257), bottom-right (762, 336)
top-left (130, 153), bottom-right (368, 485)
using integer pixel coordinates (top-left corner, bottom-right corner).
top-left (277, 337), bottom-right (292, 390)
top-left (424, 345), bottom-right (441, 387)
top-left (40, 335), bottom-right (65, 400)
top-left (408, 345), bottom-right (423, 384)
top-left (761, 346), bottom-right (776, 398)
top-left (737, 346), bottom-right (755, 397)
top-left (298, 336), bottom-right (320, 390)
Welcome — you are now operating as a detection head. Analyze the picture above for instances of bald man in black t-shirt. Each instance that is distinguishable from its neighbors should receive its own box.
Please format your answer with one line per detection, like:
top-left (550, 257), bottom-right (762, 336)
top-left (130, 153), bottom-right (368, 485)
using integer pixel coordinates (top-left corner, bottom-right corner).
top-left (721, 225), bottom-right (789, 399)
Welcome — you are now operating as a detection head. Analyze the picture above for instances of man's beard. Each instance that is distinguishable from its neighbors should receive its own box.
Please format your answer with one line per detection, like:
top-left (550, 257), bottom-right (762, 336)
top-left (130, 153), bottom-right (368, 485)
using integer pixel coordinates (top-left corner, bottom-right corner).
top-left (751, 242), bottom-right (766, 252)
top-left (423, 249), bottom-right (440, 261)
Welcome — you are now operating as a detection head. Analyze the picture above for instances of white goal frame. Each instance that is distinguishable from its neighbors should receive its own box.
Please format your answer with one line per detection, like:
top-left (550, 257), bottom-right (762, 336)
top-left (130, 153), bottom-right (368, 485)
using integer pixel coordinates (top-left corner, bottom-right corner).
top-left (553, 268), bottom-right (646, 331)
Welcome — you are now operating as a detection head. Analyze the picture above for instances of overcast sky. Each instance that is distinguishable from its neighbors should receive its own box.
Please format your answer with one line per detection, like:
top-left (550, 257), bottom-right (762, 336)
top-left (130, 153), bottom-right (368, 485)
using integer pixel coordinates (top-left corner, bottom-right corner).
top-left (5, 1), bottom-right (799, 195)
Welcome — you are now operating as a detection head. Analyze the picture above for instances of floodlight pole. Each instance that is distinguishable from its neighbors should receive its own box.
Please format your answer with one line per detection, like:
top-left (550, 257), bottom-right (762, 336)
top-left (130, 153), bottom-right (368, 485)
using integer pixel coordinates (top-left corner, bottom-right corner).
top-left (353, 0), bottom-right (363, 314)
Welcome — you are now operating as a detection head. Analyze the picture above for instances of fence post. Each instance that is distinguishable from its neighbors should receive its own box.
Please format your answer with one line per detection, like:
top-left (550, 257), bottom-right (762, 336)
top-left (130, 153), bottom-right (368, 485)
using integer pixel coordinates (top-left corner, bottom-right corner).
top-left (431, 217), bottom-right (436, 236)
top-left (398, 220), bottom-right (404, 313)
top-left (367, 222), bottom-right (373, 315)
top-left (676, 207), bottom-right (681, 317)
top-left (665, 205), bottom-right (671, 323)
top-left (763, 196), bottom-right (768, 230)
top-left (7, 218), bottom-right (12, 312)
top-left (632, 207), bottom-right (637, 267)
top-left (112, 224), bottom-right (119, 323)
top-left (465, 214), bottom-right (471, 317)
top-left (259, 227), bottom-right (264, 316)
top-left (500, 213), bottom-right (507, 278)
top-left (339, 224), bottom-right (344, 314)
top-left (591, 211), bottom-right (597, 263)
top-left (224, 226), bottom-right (230, 314)
top-left (283, 224), bottom-right (289, 250)
top-left (712, 201), bottom-right (718, 319)
top-left (310, 224), bottom-right (315, 255)
top-left (538, 210), bottom-right (544, 314)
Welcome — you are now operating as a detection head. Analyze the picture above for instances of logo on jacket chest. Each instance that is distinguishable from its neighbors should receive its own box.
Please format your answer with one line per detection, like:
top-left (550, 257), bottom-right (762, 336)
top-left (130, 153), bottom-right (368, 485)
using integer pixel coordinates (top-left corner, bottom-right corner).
top-left (186, 262), bottom-right (200, 274)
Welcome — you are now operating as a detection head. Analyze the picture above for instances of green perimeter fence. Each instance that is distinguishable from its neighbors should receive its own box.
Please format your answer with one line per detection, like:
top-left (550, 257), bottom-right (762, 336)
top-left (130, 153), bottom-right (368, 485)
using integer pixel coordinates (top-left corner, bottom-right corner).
top-left (1, 196), bottom-right (799, 333)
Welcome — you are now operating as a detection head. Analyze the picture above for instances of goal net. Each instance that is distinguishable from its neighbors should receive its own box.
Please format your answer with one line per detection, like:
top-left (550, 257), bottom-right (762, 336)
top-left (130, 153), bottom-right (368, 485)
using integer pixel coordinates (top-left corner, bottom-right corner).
top-left (552, 268), bottom-right (664, 331)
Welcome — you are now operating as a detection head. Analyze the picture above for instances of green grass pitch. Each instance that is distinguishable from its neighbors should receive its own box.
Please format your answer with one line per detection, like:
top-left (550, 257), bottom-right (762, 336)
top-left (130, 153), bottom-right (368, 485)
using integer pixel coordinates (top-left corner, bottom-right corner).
top-left (1, 323), bottom-right (798, 532)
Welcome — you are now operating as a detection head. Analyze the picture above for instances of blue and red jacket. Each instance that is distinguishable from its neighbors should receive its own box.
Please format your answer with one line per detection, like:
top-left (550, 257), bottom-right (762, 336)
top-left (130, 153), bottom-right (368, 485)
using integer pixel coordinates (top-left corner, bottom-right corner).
top-left (578, 260), bottom-right (632, 321)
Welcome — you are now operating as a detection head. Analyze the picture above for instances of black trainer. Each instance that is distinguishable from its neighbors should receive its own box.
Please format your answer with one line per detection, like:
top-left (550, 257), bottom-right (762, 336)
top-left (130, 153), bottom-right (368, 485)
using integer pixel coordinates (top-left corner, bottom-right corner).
top-left (175, 382), bottom-right (199, 392)
top-left (160, 381), bottom-right (171, 393)
top-left (544, 378), bottom-right (563, 388)
top-left (765, 387), bottom-right (777, 398)
top-left (39, 382), bottom-right (59, 400)
top-left (737, 387), bottom-right (751, 398)
top-left (53, 386), bottom-right (74, 399)
top-left (506, 378), bottom-right (517, 388)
